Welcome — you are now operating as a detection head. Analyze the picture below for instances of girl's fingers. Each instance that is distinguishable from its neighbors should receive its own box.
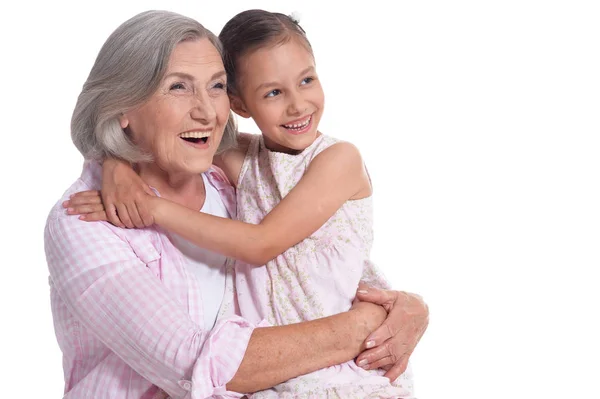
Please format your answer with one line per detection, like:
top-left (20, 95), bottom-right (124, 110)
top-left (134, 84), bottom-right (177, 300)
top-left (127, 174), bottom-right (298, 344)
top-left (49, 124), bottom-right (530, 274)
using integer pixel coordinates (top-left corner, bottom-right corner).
top-left (65, 195), bottom-right (103, 207)
top-left (116, 203), bottom-right (134, 228)
top-left (79, 211), bottom-right (108, 222)
top-left (70, 190), bottom-right (101, 198)
top-left (67, 204), bottom-right (105, 215)
top-left (126, 202), bottom-right (144, 229)
top-left (104, 203), bottom-right (125, 228)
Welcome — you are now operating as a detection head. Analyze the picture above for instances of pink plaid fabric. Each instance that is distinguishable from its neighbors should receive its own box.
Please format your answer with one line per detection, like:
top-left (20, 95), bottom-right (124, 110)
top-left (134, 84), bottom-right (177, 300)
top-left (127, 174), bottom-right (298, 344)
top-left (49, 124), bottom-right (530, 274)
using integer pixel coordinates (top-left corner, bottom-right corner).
top-left (45, 161), bottom-right (253, 399)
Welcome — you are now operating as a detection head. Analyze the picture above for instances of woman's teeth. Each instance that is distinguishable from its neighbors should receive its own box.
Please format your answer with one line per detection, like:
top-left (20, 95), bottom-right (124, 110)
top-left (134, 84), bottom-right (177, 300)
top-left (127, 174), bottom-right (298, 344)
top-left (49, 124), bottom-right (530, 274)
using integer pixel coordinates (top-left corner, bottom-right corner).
top-left (180, 131), bottom-right (211, 138)
top-left (180, 131), bottom-right (211, 143)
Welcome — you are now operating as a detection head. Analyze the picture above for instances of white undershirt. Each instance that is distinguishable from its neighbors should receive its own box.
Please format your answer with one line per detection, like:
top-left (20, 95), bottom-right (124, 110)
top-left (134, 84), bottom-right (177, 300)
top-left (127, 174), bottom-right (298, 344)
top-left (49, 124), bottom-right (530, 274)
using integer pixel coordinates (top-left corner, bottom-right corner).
top-left (167, 173), bottom-right (229, 329)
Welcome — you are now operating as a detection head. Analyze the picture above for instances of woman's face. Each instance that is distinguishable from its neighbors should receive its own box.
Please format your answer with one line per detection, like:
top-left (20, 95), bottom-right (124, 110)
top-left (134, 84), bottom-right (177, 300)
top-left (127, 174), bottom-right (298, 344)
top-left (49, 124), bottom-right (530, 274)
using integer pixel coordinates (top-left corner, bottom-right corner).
top-left (121, 38), bottom-right (230, 175)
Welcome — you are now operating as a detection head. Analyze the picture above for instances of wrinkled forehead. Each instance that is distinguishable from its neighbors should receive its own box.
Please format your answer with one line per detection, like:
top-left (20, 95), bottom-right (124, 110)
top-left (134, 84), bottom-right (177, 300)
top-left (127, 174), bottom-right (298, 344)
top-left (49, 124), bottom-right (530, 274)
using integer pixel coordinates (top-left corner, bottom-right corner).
top-left (164, 38), bottom-right (225, 79)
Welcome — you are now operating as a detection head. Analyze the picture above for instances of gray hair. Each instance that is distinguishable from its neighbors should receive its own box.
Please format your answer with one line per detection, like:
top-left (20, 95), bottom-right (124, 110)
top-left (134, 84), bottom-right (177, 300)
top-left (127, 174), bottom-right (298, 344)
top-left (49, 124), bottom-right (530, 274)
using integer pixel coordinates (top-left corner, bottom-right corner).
top-left (71, 10), bottom-right (238, 163)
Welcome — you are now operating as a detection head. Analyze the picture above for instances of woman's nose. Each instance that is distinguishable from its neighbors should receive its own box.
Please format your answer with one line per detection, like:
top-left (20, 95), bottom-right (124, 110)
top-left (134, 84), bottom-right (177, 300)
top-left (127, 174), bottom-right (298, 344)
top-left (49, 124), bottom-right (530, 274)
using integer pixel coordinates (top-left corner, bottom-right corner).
top-left (190, 91), bottom-right (217, 122)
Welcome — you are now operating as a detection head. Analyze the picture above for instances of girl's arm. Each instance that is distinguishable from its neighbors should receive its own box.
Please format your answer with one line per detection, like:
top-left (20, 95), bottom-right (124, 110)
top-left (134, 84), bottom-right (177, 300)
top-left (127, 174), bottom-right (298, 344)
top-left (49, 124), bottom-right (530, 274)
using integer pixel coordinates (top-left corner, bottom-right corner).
top-left (89, 135), bottom-right (251, 229)
top-left (86, 157), bottom-right (157, 229)
top-left (67, 141), bottom-right (369, 265)
top-left (212, 132), bottom-right (253, 186)
top-left (152, 141), bottom-right (371, 265)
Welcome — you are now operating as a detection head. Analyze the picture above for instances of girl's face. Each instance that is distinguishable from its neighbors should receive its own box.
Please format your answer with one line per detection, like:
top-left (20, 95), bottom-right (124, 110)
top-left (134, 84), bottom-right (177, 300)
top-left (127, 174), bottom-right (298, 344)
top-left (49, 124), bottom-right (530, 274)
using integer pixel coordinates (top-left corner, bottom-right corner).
top-left (233, 37), bottom-right (325, 154)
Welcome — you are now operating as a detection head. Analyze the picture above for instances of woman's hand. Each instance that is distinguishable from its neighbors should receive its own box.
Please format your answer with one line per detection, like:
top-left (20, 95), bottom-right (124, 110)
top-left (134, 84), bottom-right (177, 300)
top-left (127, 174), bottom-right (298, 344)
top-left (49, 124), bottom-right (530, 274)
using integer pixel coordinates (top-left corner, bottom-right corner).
top-left (354, 284), bottom-right (429, 381)
top-left (349, 300), bottom-right (388, 349)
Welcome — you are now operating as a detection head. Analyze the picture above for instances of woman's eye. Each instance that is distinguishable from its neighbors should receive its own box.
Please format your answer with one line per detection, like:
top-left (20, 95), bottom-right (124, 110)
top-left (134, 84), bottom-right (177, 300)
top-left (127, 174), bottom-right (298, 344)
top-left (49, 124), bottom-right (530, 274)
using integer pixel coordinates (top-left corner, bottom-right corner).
top-left (266, 89), bottom-right (281, 98)
top-left (170, 82), bottom-right (186, 90)
top-left (213, 82), bottom-right (226, 90)
top-left (301, 77), bottom-right (314, 85)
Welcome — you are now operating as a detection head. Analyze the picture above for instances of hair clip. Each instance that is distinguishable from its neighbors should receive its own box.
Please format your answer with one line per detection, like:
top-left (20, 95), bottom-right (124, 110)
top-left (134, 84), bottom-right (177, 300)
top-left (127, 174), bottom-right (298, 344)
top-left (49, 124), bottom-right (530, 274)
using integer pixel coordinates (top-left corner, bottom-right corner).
top-left (289, 11), bottom-right (302, 24)
top-left (288, 11), bottom-right (306, 34)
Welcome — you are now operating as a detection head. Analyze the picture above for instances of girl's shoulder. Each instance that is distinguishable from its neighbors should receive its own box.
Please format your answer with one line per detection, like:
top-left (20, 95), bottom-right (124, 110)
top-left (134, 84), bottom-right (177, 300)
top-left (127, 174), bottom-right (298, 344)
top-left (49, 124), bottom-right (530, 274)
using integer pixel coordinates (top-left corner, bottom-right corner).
top-left (309, 133), bottom-right (362, 162)
top-left (213, 132), bottom-right (257, 186)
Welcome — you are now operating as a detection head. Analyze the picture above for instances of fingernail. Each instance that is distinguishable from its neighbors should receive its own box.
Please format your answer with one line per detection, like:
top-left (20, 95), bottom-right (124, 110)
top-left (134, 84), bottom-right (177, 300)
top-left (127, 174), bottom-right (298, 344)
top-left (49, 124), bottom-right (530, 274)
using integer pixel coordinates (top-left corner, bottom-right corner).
top-left (79, 215), bottom-right (86, 220)
top-left (366, 340), bottom-right (375, 348)
top-left (62, 201), bottom-right (69, 207)
top-left (357, 290), bottom-right (368, 294)
top-left (357, 359), bottom-right (368, 368)
top-left (67, 208), bottom-right (74, 213)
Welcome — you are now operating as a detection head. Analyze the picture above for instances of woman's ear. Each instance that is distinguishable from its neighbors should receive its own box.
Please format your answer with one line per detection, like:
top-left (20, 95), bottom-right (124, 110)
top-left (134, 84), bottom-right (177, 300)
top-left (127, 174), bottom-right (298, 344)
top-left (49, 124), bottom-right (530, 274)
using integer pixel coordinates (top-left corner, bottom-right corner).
top-left (118, 114), bottom-right (129, 129)
top-left (229, 94), bottom-right (251, 119)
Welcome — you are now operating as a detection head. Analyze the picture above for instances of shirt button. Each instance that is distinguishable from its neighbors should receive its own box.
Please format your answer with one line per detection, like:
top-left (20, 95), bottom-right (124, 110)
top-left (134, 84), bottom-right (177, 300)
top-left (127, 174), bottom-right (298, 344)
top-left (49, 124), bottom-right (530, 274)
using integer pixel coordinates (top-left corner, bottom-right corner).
top-left (178, 380), bottom-right (192, 391)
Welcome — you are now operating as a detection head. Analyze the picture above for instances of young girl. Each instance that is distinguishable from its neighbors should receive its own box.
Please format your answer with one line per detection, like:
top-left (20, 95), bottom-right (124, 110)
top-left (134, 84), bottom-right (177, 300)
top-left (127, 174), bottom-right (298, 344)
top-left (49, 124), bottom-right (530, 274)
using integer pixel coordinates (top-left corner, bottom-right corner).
top-left (69, 10), bottom-right (414, 398)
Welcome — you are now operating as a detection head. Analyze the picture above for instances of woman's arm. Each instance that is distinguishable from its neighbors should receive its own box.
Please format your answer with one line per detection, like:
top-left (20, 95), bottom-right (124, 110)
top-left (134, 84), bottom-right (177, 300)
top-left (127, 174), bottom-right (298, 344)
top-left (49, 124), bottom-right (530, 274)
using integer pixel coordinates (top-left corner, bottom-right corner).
top-left (47, 201), bottom-right (384, 396)
top-left (228, 300), bottom-right (385, 392)
top-left (152, 141), bottom-right (371, 265)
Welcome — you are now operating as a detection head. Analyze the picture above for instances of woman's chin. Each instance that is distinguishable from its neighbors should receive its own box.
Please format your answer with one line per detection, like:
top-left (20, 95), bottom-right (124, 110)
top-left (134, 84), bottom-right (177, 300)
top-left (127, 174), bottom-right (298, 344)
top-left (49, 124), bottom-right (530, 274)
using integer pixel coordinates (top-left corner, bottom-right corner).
top-left (177, 158), bottom-right (213, 175)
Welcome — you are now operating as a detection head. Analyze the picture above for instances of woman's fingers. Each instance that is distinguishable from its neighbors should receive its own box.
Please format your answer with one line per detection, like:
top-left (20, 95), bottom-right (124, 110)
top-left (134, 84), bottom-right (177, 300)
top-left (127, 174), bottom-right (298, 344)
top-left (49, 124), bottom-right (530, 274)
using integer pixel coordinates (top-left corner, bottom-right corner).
top-left (358, 354), bottom-right (395, 371)
top-left (356, 340), bottom-right (396, 368)
top-left (383, 356), bottom-right (410, 381)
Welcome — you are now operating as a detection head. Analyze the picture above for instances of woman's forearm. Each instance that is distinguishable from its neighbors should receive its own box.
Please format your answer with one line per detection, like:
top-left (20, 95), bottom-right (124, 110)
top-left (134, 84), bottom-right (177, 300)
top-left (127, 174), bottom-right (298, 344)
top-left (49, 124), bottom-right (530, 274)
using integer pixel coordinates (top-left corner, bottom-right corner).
top-left (226, 302), bottom-right (386, 393)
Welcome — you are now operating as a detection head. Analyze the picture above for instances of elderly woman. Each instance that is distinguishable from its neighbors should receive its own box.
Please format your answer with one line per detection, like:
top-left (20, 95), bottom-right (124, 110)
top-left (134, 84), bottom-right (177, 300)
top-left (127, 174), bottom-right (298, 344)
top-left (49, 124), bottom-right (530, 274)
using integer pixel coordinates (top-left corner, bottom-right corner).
top-left (46, 10), bottom-right (428, 399)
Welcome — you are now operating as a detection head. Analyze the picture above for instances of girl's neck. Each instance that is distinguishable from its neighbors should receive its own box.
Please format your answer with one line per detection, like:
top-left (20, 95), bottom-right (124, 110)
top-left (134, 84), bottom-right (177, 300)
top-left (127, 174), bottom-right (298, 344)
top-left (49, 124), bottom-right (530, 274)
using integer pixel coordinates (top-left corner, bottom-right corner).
top-left (262, 131), bottom-right (322, 155)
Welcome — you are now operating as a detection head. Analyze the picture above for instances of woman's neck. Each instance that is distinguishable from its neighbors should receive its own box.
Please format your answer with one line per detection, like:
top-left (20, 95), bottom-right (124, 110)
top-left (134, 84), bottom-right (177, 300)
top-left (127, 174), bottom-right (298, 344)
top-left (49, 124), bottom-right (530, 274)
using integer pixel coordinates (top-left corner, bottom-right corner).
top-left (137, 163), bottom-right (206, 210)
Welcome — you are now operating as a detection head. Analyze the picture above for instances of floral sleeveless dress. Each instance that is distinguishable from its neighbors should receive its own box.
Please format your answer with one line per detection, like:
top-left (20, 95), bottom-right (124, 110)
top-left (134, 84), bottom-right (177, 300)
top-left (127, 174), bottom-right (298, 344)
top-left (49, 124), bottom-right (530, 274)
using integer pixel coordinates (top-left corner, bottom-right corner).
top-left (222, 134), bottom-right (414, 398)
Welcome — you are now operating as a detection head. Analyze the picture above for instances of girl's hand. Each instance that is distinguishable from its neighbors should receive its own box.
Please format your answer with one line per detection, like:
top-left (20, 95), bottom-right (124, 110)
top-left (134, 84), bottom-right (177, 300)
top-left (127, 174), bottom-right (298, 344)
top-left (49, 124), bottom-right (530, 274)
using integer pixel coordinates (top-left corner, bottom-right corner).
top-left (354, 284), bottom-right (429, 381)
top-left (64, 190), bottom-right (109, 222)
top-left (63, 158), bottom-right (156, 228)
top-left (99, 158), bottom-right (155, 228)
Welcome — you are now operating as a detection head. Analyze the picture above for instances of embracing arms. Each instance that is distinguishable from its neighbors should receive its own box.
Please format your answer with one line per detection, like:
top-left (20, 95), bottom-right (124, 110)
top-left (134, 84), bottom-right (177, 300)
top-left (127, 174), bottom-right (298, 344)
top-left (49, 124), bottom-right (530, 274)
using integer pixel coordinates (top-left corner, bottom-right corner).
top-left (69, 141), bottom-right (371, 266)
top-left (46, 203), bottom-right (387, 396)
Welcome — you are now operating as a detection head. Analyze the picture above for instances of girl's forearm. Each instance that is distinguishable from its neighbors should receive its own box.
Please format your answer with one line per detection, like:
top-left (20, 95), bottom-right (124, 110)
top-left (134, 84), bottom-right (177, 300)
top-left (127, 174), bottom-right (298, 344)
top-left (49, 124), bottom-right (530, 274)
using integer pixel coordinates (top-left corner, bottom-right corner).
top-left (226, 302), bottom-right (386, 393)
top-left (151, 197), bottom-right (272, 265)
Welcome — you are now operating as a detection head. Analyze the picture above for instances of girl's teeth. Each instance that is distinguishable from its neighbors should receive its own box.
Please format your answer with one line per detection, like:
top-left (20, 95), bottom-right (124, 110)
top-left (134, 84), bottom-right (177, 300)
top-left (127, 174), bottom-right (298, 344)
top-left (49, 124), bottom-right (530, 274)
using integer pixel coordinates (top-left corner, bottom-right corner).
top-left (284, 117), bottom-right (311, 129)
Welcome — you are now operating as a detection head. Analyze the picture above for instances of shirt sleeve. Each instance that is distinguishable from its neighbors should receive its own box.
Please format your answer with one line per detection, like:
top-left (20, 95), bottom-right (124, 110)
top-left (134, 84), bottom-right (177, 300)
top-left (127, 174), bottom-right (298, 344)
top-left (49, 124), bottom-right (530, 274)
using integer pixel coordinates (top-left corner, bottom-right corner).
top-left (45, 211), bottom-right (255, 399)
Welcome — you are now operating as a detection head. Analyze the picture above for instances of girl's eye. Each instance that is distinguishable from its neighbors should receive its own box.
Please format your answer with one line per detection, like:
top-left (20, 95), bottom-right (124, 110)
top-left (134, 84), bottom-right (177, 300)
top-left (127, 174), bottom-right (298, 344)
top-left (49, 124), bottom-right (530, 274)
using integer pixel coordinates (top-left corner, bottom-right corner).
top-left (170, 82), bottom-right (186, 90)
top-left (266, 89), bottom-right (281, 98)
top-left (301, 77), bottom-right (314, 85)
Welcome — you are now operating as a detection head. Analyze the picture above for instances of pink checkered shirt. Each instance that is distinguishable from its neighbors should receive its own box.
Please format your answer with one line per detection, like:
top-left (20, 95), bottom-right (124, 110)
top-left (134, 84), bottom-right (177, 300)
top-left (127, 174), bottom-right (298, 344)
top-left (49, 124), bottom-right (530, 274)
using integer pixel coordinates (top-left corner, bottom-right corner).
top-left (44, 160), bottom-right (253, 399)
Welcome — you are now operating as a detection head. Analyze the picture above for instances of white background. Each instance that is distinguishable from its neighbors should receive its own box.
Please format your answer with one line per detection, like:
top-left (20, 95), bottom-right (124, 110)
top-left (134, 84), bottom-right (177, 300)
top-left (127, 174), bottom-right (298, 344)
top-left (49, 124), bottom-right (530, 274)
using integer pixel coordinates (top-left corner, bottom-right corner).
top-left (0, 1), bottom-right (598, 398)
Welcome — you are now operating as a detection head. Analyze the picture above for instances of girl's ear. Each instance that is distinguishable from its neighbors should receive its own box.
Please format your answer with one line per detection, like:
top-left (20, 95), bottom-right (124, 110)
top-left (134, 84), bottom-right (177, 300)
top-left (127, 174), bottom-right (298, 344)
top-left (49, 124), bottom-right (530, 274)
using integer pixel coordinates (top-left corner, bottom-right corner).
top-left (230, 94), bottom-right (251, 118)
